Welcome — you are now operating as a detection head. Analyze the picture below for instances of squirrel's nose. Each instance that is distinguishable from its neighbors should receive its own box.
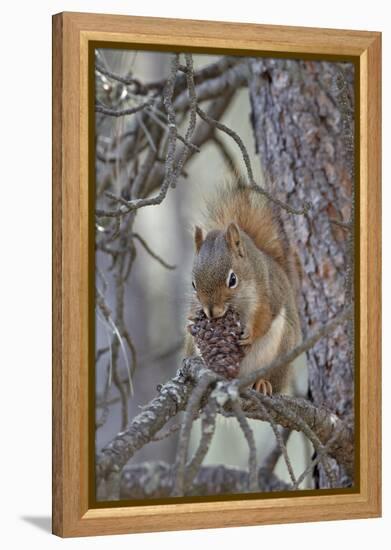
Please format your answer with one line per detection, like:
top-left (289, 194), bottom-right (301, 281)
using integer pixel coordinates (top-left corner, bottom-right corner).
top-left (204, 305), bottom-right (225, 319)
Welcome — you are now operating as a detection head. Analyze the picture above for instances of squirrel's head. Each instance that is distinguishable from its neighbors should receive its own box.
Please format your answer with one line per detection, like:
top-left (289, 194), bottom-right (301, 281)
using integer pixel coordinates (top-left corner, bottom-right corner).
top-left (191, 223), bottom-right (248, 319)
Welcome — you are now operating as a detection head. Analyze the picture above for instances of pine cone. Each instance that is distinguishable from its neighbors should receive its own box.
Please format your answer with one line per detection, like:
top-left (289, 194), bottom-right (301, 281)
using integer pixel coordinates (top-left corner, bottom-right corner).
top-left (187, 309), bottom-right (245, 379)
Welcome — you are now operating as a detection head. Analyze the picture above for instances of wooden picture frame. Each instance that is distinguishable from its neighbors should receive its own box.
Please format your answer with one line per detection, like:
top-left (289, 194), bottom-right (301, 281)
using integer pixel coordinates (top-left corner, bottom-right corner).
top-left (52, 11), bottom-right (381, 537)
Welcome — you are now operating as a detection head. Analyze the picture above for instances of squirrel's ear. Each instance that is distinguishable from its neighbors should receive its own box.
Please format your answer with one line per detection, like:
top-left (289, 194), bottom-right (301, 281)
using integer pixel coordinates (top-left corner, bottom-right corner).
top-left (194, 226), bottom-right (204, 253)
top-left (225, 223), bottom-right (245, 257)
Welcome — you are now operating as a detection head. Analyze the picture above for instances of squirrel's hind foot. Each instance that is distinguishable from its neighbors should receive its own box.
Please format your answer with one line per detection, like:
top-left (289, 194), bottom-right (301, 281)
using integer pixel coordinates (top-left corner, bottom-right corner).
top-left (253, 378), bottom-right (273, 396)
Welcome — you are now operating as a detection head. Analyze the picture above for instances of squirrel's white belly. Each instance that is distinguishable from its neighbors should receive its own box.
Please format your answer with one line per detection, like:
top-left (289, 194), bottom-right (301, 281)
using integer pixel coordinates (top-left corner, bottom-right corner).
top-left (239, 306), bottom-right (287, 378)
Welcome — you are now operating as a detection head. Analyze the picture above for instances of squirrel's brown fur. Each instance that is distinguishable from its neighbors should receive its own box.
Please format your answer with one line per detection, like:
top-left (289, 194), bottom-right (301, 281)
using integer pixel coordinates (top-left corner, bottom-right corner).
top-left (203, 181), bottom-right (291, 278)
top-left (186, 177), bottom-right (302, 394)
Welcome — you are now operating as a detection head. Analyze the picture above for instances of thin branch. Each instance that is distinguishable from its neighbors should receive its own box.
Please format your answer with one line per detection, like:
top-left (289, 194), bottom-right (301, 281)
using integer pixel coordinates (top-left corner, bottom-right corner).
top-left (174, 61), bottom-right (249, 111)
top-left (264, 395), bottom-right (337, 487)
top-left (237, 389), bottom-right (353, 475)
top-left (139, 91), bottom-right (236, 200)
top-left (132, 233), bottom-right (176, 270)
top-left (177, 55), bottom-right (243, 84)
top-left (262, 427), bottom-right (291, 473)
top-left (185, 398), bottom-right (217, 487)
top-left (212, 133), bottom-right (243, 175)
top-left (172, 370), bottom-right (217, 496)
top-left (96, 55), bottom-right (243, 103)
top-left (95, 363), bottom-right (112, 430)
top-left (131, 142), bottom-right (159, 199)
top-left (96, 61), bottom-right (148, 90)
top-left (96, 54), bottom-right (180, 218)
top-left (96, 293), bottom-right (131, 425)
top-left (256, 398), bottom-right (297, 485)
top-left (137, 113), bottom-right (158, 152)
top-left (175, 132), bottom-right (200, 152)
top-left (96, 99), bottom-right (154, 117)
top-left (196, 105), bottom-right (311, 216)
top-left (171, 53), bottom-right (198, 188)
top-left (230, 399), bottom-right (258, 492)
top-left (292, 430), bottom-right (340, 489)
top-left (96, 359), bottom-right (210, 483)
top-left (151, 422), bottom-right (182, 442)
top-left (95, 346), bottom-right (109, 363)
top-left (96, 79), bottom-right (237, 216)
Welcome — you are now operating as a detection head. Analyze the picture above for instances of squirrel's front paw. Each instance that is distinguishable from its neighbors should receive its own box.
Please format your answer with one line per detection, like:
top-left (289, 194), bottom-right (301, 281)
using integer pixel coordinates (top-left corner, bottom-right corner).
top-left (239, 328), bottom-right (254, 347)
top-left (254, 378), bottom-right (273, 396)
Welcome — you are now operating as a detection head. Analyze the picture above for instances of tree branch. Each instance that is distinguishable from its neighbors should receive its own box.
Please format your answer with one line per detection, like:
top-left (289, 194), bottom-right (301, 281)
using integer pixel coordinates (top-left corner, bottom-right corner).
top-left (95, 358), bottom-right (210, 483)
top-left (172, 370), bottom-right (217, 496)
top-left (174, 61), bottom-right (249, 111)
top-left (141, 91), bottom-right (235, 198)
top-left (237, 391), bottom-right (353, 475)
top-left (97, 349), bottom-right (353, 492)
top-left (96, 54), bottom-right (181, 218)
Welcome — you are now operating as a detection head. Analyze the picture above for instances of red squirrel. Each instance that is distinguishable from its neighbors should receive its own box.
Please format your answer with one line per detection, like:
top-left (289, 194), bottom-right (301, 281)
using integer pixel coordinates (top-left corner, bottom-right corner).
top-left (186, 179), bottom-right (302, 395)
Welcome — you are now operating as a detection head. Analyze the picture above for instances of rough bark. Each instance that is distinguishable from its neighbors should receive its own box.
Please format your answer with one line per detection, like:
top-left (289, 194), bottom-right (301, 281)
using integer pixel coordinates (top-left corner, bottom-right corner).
top-left (248, 59), bottom-right (355, 487)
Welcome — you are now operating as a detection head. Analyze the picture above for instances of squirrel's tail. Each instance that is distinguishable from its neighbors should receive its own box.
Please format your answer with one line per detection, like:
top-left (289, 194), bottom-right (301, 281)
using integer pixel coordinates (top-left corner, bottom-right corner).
top-left (203, 175), bottom-right (293, 278)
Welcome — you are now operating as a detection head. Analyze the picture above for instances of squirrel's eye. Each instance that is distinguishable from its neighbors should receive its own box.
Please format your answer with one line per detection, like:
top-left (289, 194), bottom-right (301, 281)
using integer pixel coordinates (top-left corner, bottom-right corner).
top-left (192, 281), bottom-right (196, 290)
top-left (227, 270), bottom-right (238, 289)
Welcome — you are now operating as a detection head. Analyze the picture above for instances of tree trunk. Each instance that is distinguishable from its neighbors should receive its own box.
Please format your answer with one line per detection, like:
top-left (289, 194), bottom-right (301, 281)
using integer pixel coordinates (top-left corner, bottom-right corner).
top-left (248, 59), bottom-right (355, 488)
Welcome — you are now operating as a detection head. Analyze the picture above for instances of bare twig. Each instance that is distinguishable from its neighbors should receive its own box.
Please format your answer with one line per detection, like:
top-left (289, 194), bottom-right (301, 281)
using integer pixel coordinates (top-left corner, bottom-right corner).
top-left (230, 399), bottom-right (258, 492)
top-left (292, 431), bottom-right (340, 489)
top-left (96, 358), bottom-right (210, 483)
top-left (262, 427), bottom-right (291, 472)
top-left (264, 396), bottom-right (337, 487)
top-left (171, 53), bottom-right (198, 188)
top-left (177, 55), bottom-right (243, 84)
top-left (96, 73), bottom-right (237, 217)
top-left (95, 363), bottom-right (112, 430)
top-left (96, 54), bottom-right (181, 218)
top-left (235, 389), bottom-right (353, 476)
top-left (172, 370), bottom-right (218, 496)
top-left (212, 133), bottom-right (243, 175)
top-left (132, 233), bottom-right (176, 270)
top-left (174, 61), bottom-right (249, 111)
top-left (131, 142), bottom-right (159, 199)
top-left (96, 99), bottom-right (154, 117)
top-left (140, 92), bottom-right (236, 199)
top-left (151, 422), bottom-right (182, 442)
top-left (137, 113), bottom-right (158, 152)
top-left (196, 105), bottom-right (311, 216)
top-left (185, 397), bottom-right (217, 486)
top-left (96, 290), bottom-right (133, 424)
top-left (256, 398), bottom-right (297, 485)
top-left (96, 61), bottom-right (149, 90)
